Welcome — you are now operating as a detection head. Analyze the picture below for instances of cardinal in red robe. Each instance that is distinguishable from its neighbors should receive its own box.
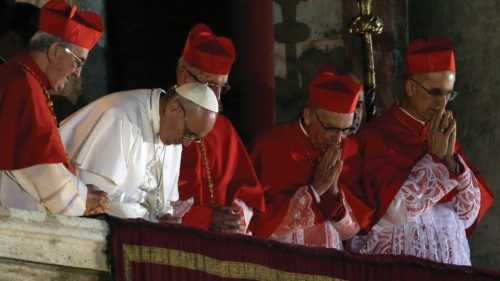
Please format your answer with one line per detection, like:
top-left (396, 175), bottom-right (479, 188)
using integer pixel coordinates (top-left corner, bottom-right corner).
top-left (176, 23), bottom-right (265, 233)
top-left (0, 0), bottom-right (106, 216)
top-left (248, 66), bottom-right (373, 249)
top-left (349, 38), bottom-right (493, 266)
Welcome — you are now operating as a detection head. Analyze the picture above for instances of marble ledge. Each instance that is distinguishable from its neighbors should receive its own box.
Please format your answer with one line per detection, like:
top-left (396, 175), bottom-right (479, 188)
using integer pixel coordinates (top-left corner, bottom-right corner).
top-left (0, 207), bottom-right (109, 272)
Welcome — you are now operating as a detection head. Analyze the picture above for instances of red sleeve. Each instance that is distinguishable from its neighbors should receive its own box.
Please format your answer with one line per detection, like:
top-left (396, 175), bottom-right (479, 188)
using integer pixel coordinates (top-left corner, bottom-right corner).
top-left (248, 133), bottom-right (293, 238)
top-left (248, 132), bottom-right (326, 238)
top-left (316, 190), bottom-right (344, 219)
top-left (179, 116), bottom-right (265, 231)
top-left (219, 117), bottom-right (265, 212)
top-left (358, 128), bottom-right (418, 230)
top-left (454, 142), bottom-right (494, 234)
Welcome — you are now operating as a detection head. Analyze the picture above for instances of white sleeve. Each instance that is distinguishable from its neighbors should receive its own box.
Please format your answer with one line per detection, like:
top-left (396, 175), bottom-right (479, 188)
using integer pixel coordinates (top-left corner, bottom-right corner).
top-left (9, 163), bottom-right (86, 216)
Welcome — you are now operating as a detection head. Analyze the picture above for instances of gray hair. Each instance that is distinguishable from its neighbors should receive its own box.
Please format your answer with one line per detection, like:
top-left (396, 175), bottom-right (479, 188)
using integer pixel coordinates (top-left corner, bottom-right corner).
top-left (29, 31), bottom-right (77, 51)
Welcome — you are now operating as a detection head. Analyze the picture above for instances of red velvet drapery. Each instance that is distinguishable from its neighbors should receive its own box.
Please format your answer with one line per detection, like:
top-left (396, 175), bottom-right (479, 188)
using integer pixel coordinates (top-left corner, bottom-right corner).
top-left (107, 216), bottom-right (500, 281)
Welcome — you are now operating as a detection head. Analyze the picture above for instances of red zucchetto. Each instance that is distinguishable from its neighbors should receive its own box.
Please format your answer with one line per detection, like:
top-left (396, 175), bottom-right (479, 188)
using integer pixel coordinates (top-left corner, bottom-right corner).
top-left (307, 65), bottom-right (362, 114)
top-left (39, 0), bottom-right (103, 49)
top-left (181, 23), bottom-right (235, 75)
top-left (406, 37), bottom-right (456, 75)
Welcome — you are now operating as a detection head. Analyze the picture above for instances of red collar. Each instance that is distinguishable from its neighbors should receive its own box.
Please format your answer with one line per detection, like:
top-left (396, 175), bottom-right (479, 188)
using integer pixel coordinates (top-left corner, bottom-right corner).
top-left (292, 118), bottom-right (323, 160)
top-left (389, 102), bottom-right (429, 140)
top-left (14, 52), bottom-right (51, 90)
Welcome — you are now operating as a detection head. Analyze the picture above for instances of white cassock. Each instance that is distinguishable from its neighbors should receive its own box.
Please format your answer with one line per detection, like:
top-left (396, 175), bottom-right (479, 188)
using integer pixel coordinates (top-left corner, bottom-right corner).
top-left (59, 89), bottom-right (183, 221)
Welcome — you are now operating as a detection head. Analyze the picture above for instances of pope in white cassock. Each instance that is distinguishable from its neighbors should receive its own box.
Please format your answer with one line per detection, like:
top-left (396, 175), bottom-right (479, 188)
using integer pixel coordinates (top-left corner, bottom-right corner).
top-left (59, 83), bottom-right (219, 221)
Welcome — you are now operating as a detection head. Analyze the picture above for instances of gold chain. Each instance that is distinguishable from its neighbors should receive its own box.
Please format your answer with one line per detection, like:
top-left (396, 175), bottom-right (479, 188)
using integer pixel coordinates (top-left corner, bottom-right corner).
top-left (198, 140), bottom-right (215, 206)
top-left (17, 61), bottom-right (58, 127)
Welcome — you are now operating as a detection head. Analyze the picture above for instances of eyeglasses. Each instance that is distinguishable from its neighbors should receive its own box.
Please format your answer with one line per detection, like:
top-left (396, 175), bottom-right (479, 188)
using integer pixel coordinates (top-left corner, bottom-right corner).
top-left (409, 78), bottom-right (458, 101)
top-left (178, 103), bottom-right (202, 143)
top-left (63, 47), bottom-right (85, 68)
top-left (312, 111), bottom-right (356, 136)
top-left (185, 68), bottom-right (231, 94)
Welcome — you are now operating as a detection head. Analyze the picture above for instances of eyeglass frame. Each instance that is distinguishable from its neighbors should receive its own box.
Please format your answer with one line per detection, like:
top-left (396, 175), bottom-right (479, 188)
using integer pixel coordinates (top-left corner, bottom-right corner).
top-left (311, 110), bottom-right (356, 136)
top-left (178, 102), bottom-right (202, 143)
top-left (409, 77), bottom-right (458, 101)
top-left (184, 68), bottom-right (231, 94)
top-left (62, 46), bottom-right (85, 68)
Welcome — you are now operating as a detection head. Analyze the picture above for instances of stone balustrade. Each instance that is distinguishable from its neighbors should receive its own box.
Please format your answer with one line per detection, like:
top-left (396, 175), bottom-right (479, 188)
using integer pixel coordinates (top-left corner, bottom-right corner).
top-left (0, 207), bottom-right (111, 281)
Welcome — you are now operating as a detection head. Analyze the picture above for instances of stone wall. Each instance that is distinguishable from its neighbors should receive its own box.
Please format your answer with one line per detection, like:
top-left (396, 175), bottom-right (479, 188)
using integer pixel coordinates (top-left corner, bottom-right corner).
top-left (274, 0), bottom-right (348, 123)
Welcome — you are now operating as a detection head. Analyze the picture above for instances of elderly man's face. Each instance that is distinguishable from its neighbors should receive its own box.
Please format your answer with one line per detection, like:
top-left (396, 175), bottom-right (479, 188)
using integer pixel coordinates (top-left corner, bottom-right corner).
top-left (303, 107), bottom-right (354, 152)
top-left (180, 67), bottom-right (229, 101)
top-left (46, 43), bottom-right (88, 91)
top-left (159, 101), bottom-right (217, 146)
top-left (404, 71), bottom-right (456, 122)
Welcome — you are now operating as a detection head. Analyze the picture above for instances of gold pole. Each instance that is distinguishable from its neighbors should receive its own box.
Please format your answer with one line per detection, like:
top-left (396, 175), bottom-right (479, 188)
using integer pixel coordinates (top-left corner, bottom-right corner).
top-left (348, 0), bottom-right (383, 122)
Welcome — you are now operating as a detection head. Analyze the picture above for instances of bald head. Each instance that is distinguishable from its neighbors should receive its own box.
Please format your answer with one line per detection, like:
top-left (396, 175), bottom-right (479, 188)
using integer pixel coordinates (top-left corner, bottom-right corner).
top-left (402, 70), bottom-right (456, 122)
top-left (303, 105), bottom-right (355, 152)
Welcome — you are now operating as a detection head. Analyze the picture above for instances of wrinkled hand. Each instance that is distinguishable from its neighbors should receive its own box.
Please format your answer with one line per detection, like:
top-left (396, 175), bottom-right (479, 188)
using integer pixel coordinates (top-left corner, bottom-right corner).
top-left (158, 213), bottom-right (182, 225)
top-left (311, 144), bottom-right (342, 196)
top-left (84, 185), bottom-right (109, 216)
top-left (210, 206), bottom-right (245, 234)
top-left (427, 108), bottom-right (455, 159)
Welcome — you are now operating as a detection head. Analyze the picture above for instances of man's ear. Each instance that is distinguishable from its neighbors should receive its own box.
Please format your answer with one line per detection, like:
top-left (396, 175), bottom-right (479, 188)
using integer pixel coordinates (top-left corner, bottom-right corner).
top-left (303, 107), bottom-right (312, 126)
top-left (177, 68), bottom-right (188, 85)
top-left (164, 100), bottom-right (181, 116)
top-left (404, 79), bottom-right (415, 98)
top-left (46, 42), bottom-right (60, 63)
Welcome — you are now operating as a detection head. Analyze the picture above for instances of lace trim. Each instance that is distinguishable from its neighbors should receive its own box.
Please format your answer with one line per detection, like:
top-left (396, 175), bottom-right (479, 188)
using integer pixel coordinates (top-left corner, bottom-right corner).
top-left (272, 186), bottom-right (315, 237)
top-left (452, 156), bottom-right (480, 227)
top-left (402, 154), bottom-right (457, 220)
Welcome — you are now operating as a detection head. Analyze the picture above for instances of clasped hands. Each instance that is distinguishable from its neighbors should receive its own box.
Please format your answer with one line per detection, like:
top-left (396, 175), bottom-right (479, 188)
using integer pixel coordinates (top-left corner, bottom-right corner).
top-left (210, 205), bottom-right (246, 234)
top-left (84, 184), bottom-right (109, 216)
top-left (426, 107), bottom-right (458, 171)
top-left (311, 144), bottom-right (343, 197)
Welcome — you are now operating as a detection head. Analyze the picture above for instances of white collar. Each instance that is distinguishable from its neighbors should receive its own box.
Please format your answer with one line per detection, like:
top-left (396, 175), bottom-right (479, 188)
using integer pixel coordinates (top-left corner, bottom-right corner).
top-left (398, 106), bottom-right (426, 125)
top-left (149, 89), bottom-right (164, 134)
top-left (299, 116), bottom-right (309, 137)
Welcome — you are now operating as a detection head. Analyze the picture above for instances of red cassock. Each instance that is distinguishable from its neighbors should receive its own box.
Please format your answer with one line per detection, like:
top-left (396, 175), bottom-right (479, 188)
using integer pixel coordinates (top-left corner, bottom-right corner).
top-left (0, 52), bottom-right (70, 171)
top-left (356, 102), bottom-right (493, 232)
top-left (178, 115), bottom-right (265, 230)
top-left (248, 119), bottom-right (374, 239)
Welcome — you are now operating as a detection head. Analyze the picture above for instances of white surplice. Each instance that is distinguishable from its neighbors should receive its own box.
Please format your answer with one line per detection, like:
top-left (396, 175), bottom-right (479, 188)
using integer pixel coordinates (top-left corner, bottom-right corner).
top-left (351, 154), bottom-right (480, 266)
top-left (0, 163), bottom-right (87, 215)
top-left (59, 89), bottom-right (183, 221)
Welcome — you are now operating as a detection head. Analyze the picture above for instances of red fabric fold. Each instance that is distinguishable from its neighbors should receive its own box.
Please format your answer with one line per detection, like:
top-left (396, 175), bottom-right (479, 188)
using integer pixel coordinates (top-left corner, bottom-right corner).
top-left (106, 215), bottom-right (500, 281)
top-left (249, 119), bottom-right (374, 238)
top-left (178, 115), bottom-right (265, 231)
top-left (0, 52), bottom-right (71, 171)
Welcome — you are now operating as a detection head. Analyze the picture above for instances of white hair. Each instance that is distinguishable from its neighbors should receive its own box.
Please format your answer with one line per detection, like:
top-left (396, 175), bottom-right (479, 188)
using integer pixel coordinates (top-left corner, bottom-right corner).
top-left (29, 31), bottom-right (77, 51)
